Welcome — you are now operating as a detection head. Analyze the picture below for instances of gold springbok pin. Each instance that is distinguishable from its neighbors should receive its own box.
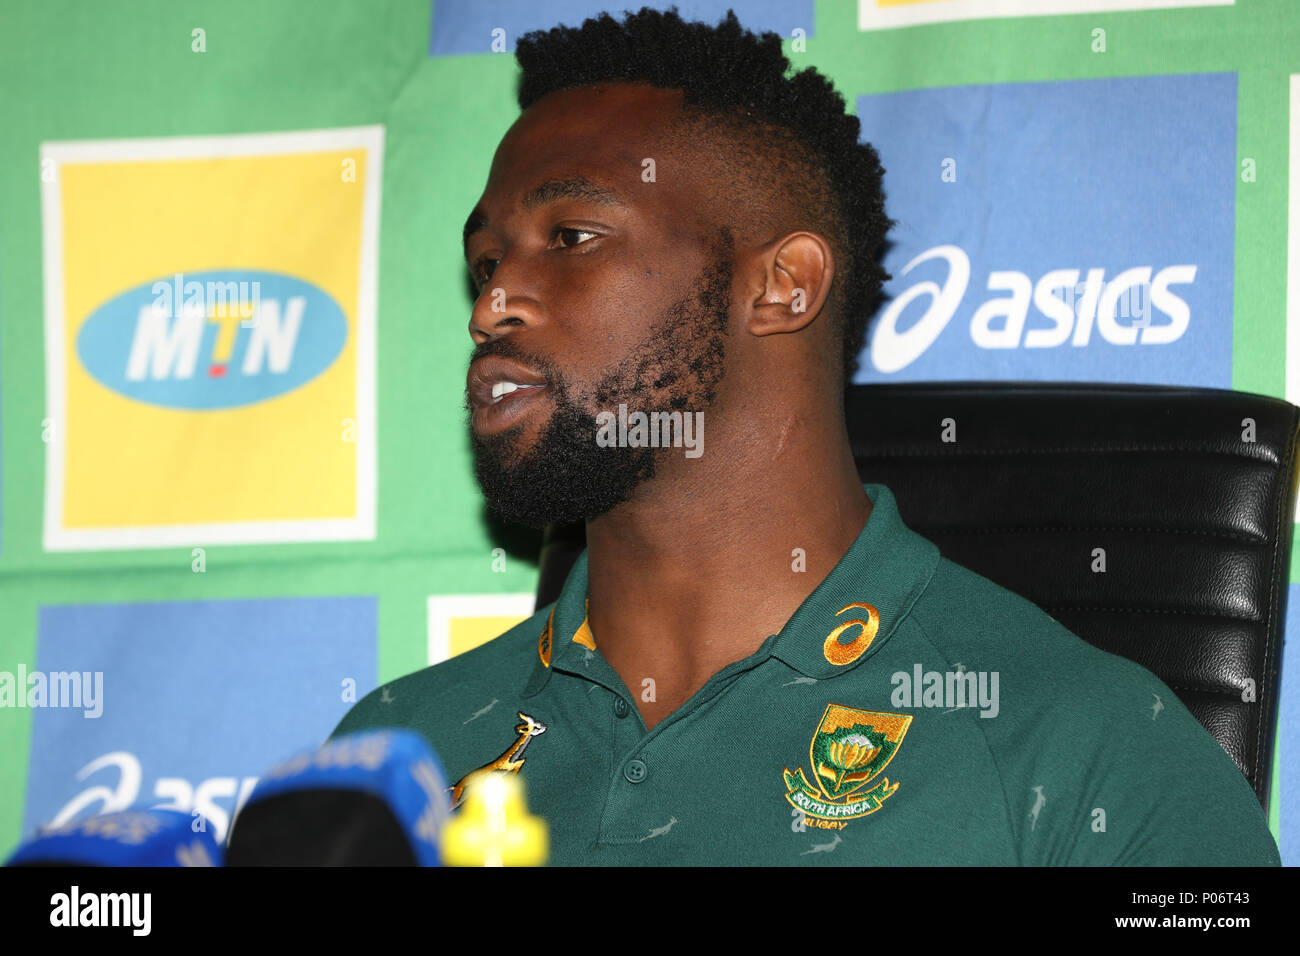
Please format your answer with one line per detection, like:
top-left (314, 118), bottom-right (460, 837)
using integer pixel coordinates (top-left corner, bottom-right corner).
top-left (449, 712), bottom-right (547, 809)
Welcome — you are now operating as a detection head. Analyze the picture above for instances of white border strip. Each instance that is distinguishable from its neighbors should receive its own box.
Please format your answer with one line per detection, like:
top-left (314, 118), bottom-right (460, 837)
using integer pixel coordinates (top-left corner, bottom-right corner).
top-left (39, 126), bottom-right (386, 163)
top-left (858, 0), bottom-right (1233, 32)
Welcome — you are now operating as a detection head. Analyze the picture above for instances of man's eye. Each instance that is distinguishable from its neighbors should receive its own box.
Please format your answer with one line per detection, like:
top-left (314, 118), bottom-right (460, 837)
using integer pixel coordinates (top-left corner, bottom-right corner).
top-left (553, 227), bottom-right (597, 249)
top-left (472, 229), bottom-right (598, 288)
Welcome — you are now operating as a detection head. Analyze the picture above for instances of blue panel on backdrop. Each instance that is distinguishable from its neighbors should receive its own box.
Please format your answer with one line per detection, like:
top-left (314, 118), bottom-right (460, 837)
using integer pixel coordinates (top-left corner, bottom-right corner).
top-left (430, 0), bottom-right (814, 56)
top-left (20, 597), bottom-right (378, 845)
top-left (853, 74), bottom-right (1236, 386)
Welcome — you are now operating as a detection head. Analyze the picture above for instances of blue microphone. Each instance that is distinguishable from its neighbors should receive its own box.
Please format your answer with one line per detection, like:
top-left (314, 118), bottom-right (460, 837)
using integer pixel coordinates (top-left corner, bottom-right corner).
top-left (225, 728), bottom-right (451, 866)
top-left (6, 808), bottom-right (221, 866)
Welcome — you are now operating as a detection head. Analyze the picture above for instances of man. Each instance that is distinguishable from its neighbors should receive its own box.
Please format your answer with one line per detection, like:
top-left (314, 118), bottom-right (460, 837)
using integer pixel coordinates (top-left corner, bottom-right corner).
top-left (334, 7), bottom-right (1280, 865)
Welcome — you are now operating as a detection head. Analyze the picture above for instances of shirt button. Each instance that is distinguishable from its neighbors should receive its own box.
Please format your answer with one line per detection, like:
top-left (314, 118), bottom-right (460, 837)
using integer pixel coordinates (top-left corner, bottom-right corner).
top-left (624, 758), bottom-right (648, 784)
top-left (613, 697), bottom-right (630, 718)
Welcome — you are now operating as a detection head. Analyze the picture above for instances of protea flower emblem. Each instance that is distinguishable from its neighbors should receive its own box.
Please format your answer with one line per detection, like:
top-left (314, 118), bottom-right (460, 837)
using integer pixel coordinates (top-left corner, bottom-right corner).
top-left (808, 706), bottom-right (909, 800)
top-left (823, 734), bottom-right (881, 791)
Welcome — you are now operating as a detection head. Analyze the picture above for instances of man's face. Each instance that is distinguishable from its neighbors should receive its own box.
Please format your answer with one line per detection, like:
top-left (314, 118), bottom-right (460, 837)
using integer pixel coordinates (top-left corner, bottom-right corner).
top-left (463, 84), bottom-right (735, 527)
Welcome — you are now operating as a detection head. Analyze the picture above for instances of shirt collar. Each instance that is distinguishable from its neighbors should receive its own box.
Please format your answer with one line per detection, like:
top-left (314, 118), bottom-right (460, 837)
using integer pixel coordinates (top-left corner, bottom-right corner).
top-left (522, 548), bottom-right (594, 697)
top-left (522, 483), bottom-right (939, 696)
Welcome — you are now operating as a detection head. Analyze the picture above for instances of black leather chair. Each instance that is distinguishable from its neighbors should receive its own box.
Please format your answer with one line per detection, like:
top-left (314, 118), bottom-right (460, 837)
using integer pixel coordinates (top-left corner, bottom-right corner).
top-left (535, 381), bottom-right (1300, 811)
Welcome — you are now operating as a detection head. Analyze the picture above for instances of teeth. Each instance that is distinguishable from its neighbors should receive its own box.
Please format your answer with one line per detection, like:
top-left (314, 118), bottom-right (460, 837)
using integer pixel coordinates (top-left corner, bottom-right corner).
top-left (490, 381), bottom-right (542, 403)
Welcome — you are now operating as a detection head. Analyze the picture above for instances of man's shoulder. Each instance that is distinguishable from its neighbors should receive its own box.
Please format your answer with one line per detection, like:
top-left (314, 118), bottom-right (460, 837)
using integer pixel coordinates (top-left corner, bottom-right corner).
top-left (330, 602), bottom-right (551, 740)
top-left (909, 555), bottom-right (1158, 689)
top-left (904, 553), bottom-right (1217, 735)
top-left (901, 555), bottom-right (1277, 864)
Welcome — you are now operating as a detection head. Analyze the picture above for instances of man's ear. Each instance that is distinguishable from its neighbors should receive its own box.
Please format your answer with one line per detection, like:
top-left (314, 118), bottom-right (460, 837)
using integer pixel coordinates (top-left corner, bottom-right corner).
top-left (746, 231), bottom-right (834, 337)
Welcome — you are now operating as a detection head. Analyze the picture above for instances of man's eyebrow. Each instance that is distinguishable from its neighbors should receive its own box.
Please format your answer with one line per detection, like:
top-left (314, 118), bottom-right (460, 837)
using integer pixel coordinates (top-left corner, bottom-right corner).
top-left (462, 176), bottom-right (627, 258)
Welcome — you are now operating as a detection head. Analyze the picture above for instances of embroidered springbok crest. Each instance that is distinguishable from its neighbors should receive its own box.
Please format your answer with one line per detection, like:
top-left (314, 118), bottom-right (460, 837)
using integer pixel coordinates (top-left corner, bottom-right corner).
top-left (450, 712), bottom-right (547, 810)
top-left (783, 704), bottom-right (911, 826)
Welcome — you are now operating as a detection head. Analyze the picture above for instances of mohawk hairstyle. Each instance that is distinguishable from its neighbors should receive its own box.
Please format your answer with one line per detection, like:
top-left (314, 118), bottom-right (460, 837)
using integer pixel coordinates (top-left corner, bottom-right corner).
top-left (514, 6), bottom-right (892, 381)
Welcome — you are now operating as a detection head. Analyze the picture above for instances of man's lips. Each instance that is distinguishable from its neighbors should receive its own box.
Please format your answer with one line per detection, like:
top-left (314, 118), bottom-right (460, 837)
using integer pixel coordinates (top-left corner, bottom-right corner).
top-left (467, 355), bottom-right (548, 406)
top-left (467, 355), bottom-right (551, 436)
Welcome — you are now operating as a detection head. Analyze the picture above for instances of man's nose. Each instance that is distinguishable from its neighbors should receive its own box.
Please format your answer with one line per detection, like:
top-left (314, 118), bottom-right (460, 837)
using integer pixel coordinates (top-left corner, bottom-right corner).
top-left (468, 285), bottom-right (541, 345)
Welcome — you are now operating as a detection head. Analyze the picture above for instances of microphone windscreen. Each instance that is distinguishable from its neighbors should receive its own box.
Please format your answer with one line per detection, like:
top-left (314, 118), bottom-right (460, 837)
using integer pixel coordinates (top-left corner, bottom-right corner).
top-left (225, 728), bottom-right (450, 867)
top-left (7, 808), bottom-right (221, 867)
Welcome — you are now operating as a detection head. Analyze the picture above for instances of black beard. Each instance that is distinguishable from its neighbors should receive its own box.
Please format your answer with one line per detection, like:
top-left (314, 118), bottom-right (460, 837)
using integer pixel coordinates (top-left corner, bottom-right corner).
top-left (470, 235), bottom-right (733, 528)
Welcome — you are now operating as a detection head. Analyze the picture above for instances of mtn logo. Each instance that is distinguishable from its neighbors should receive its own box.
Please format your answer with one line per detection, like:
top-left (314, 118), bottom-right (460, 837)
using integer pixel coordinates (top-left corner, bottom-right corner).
top-left (77, 270), bottom-right (348, 410)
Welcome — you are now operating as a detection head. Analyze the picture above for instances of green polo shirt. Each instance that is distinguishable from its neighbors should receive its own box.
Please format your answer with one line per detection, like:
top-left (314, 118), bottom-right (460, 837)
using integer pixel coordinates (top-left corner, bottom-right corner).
top-left (332, 483), bottom-right (1280, 865)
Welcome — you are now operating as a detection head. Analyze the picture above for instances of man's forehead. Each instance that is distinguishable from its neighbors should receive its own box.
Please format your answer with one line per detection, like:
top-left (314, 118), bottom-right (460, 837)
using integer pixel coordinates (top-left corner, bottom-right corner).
top-left (489, 85), bottom-right (685, 184)
top-left (462, 84), bottom-right (725, 247)
top-left (512, 83), bottom-right (686, 136)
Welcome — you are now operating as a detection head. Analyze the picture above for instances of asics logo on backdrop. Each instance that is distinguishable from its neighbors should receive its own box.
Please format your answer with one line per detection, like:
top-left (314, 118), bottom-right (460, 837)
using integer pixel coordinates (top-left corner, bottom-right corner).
top-left (48, 751), bottom-right (257, 845)
top-left (871, 245), bottom-right (1198, 373)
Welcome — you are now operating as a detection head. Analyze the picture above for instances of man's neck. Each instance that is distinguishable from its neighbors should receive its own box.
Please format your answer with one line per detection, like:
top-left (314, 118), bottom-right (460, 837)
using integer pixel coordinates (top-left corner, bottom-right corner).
top-left (582, 409), bottom-right (871, 730)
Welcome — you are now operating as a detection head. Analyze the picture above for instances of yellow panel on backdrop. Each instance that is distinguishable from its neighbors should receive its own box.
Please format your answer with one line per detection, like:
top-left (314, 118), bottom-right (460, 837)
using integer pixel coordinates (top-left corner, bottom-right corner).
top-left (42, 128), bottom-right (382, 549)
top-left (450, 616), bottom-right (532, 658)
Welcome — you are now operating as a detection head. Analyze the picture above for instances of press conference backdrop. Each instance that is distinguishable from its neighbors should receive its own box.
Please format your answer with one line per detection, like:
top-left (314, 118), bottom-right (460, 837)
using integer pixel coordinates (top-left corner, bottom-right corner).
top-left (0, 0), bottom-right (1297, 861)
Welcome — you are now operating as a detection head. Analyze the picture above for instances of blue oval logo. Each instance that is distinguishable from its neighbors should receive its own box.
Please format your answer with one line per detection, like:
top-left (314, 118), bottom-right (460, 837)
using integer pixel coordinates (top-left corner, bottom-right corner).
top-left (77, 270), bottom-right (348, 410)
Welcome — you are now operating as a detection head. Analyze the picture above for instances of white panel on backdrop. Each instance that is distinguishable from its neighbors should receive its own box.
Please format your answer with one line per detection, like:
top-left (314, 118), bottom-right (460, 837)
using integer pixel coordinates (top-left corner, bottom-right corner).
top-left (858, 0), bottom-right (1233, 31)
